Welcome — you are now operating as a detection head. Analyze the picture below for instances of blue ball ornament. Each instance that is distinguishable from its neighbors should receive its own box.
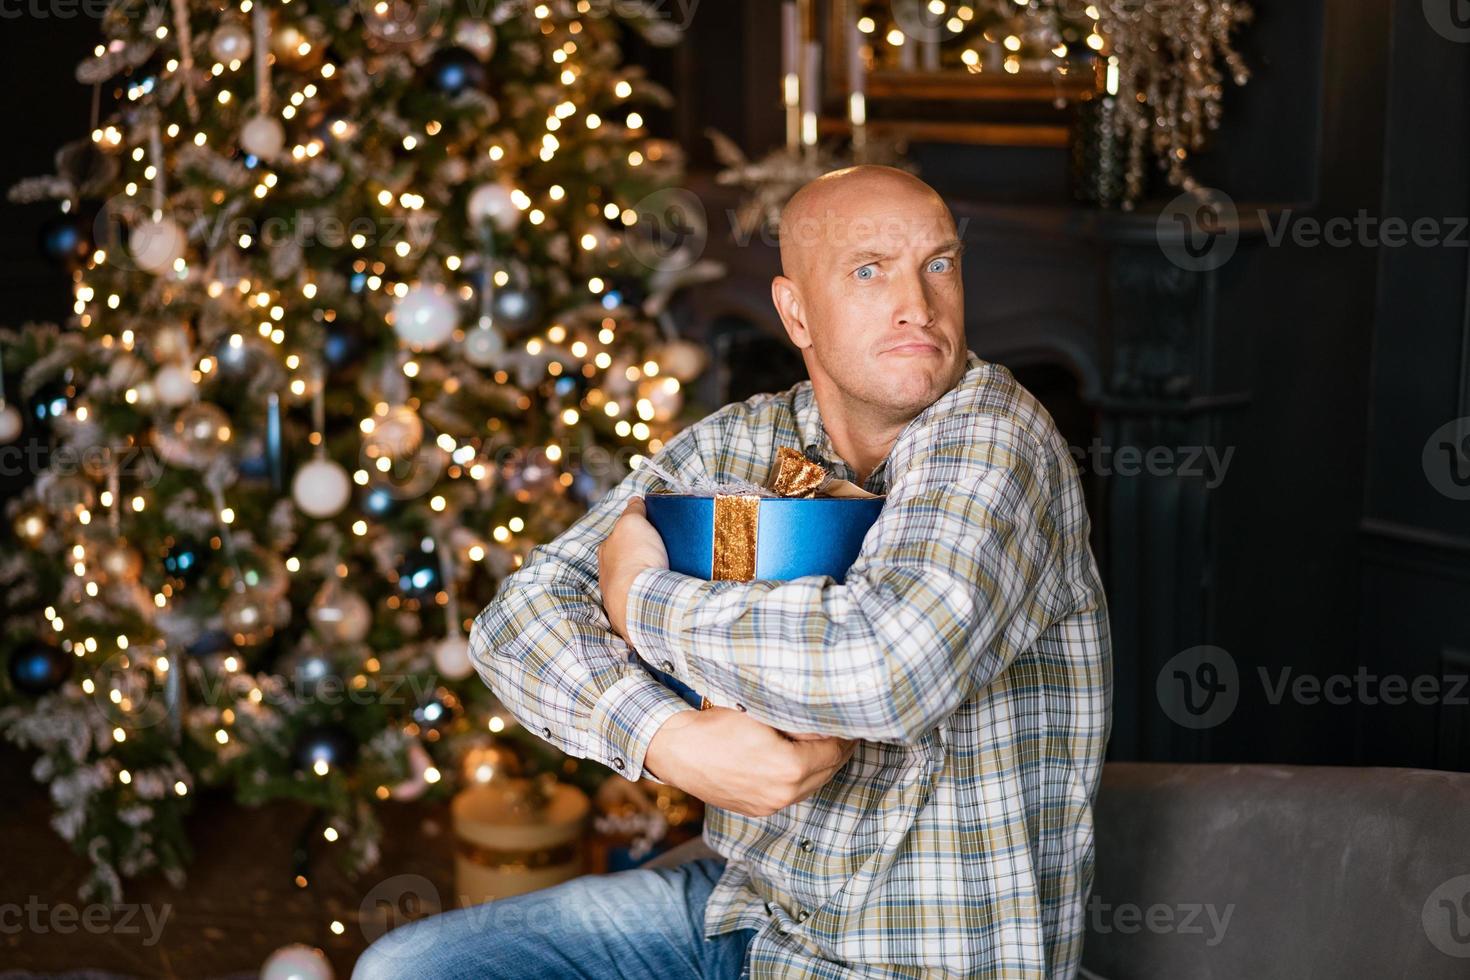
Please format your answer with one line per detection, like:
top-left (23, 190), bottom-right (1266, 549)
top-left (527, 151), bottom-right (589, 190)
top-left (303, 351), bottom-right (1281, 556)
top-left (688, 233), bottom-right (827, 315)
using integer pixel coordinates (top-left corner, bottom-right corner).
top-left (7, 644), bottom-right (72, 696)
top-left (428, 47), bottom-right (485, 95)
top-left (292, 724), bottom-right (359, 773)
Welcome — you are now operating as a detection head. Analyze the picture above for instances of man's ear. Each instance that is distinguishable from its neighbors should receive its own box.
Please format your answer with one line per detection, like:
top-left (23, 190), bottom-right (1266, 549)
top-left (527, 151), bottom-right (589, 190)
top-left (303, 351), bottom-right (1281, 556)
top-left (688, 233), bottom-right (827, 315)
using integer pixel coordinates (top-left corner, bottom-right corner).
top-left (771, 275), bottom-right (812, 351)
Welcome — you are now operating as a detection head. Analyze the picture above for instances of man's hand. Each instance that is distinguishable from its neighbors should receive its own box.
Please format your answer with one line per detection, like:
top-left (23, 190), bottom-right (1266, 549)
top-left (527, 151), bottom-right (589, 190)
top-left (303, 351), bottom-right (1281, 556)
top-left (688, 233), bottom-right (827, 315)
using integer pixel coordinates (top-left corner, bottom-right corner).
top-left (598, 496), bottom-right (668, 641)
top-left (644, 707), bottom-right (857, 818)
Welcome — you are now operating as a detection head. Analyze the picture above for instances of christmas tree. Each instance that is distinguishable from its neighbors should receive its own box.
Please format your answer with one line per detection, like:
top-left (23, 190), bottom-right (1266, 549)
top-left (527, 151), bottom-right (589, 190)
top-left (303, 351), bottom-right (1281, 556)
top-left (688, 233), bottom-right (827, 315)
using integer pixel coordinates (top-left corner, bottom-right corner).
top-left (1, 0), bottom-right (713, 903)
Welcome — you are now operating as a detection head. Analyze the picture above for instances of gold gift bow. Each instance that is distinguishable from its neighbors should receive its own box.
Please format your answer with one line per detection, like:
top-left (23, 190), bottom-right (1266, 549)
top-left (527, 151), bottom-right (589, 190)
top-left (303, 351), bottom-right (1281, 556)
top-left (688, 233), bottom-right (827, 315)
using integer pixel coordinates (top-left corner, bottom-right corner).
top-left (710, 447), bottom-right (878, 581)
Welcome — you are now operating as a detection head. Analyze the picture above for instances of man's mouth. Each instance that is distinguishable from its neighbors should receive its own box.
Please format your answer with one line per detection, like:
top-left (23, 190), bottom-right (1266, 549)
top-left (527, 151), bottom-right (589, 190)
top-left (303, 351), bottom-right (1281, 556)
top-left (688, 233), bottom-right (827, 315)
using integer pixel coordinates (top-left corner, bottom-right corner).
top-left (883, 343), bottom-right (941, 356)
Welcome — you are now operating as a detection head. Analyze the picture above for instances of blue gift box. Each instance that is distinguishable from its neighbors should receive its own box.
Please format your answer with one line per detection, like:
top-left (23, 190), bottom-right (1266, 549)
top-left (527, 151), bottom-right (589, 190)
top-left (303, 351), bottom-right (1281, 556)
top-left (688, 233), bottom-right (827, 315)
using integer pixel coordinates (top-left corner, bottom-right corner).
top-left (634, 492), bottom-right (886, 709)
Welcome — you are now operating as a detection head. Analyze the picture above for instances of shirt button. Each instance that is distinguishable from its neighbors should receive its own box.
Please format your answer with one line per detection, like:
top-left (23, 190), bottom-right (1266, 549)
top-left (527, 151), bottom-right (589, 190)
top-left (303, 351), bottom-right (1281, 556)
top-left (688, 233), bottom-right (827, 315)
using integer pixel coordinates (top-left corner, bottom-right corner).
top-left (661, 660), bottom-right (673, 671)
top-left (541, 727), bottom-right (552, 739)
top-left (797, 910), bottom-right (809, 922)
top-left (799, 838), bottom-right (813, 851)
top-left (613, 757), bottom-right (625, 771)
top-left (736, 703), bottom-right (747, 712)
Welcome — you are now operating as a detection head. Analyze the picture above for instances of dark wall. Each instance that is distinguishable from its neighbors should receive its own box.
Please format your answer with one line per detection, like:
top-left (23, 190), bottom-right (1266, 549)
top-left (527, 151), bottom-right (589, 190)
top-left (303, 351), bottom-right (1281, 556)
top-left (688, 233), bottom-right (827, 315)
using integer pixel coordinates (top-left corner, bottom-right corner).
top-left (663, 0), bottom-right (1470, 772)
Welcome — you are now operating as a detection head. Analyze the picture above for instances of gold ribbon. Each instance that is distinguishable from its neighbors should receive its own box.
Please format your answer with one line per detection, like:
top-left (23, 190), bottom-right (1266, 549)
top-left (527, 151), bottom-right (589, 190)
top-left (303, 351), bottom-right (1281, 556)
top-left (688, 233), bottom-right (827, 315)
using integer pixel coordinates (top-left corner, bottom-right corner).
top-left (455, 838), bottom-right (581, 870)
top-left (710, 448), bottom-right (830, 582)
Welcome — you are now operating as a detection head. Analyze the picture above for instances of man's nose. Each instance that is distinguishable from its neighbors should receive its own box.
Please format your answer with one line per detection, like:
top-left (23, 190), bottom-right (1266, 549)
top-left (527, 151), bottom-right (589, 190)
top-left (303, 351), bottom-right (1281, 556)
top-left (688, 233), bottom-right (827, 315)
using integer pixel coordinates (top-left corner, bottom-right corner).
top-left (892, 270), bottom-right (935, 329)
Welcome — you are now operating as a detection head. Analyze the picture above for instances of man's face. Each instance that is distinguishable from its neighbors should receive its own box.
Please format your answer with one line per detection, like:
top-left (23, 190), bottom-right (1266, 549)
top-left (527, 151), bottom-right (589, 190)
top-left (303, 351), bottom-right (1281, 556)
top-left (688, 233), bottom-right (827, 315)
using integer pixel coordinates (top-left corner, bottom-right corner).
top-left (780, 184), bottom-right (967, 419)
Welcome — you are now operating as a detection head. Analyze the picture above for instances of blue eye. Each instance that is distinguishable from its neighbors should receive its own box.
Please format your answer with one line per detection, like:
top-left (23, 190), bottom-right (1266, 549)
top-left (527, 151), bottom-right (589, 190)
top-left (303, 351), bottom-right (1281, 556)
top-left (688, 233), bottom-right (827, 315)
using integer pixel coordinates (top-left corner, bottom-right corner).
top-left (854, 264), bottom-right (876, 281)
top-left (928, 257), bottom-right (954, 273)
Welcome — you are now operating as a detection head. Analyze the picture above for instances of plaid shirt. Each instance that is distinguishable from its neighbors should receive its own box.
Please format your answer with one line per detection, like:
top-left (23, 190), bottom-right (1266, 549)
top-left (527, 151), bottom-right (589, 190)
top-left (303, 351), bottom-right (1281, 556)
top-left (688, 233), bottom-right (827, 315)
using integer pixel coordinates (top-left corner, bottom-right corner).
top-left (472, 350), bottom-right (1112, 978)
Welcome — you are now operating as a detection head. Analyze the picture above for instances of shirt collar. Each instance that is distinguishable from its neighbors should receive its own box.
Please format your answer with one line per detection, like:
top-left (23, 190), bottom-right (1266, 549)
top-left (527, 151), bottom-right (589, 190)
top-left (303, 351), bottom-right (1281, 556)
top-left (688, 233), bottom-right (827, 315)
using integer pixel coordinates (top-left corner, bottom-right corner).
top-left (789, 350), bottom-right (985, 489)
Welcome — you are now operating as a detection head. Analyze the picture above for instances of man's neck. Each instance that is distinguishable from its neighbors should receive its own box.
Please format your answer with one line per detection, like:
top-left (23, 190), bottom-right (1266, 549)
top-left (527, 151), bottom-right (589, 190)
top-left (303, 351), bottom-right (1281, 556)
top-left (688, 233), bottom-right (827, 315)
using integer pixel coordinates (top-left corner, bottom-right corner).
top-left (811, 385), bottom-right (914, 487)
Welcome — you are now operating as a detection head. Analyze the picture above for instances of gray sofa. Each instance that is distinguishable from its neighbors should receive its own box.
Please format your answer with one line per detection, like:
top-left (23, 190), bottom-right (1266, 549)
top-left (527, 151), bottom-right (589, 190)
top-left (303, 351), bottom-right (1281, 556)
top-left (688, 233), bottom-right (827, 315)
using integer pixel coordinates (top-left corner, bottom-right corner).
top-left (646, 763), bottom-right (1470, 978)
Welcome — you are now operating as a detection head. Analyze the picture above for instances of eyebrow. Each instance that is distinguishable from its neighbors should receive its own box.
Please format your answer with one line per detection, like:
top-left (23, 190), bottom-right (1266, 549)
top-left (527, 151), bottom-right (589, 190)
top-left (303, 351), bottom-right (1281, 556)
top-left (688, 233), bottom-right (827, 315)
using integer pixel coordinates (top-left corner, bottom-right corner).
top-left (838, 239), bottom-right (966, 267)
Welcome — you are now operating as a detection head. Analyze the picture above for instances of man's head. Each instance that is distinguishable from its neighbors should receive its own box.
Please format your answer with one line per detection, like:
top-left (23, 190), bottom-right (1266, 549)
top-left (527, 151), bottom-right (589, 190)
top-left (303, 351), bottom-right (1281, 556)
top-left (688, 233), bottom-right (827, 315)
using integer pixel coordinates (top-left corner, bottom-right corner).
top-left (773, 166), bottom-right (967, 426)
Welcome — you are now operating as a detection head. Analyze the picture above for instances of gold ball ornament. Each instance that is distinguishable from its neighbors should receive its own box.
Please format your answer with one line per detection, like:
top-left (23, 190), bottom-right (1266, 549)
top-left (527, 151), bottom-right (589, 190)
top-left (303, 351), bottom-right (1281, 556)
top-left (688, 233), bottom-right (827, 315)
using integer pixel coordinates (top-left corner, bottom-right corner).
top-left (13, 506), bottom-right (48, 547)
top-left (308, 577), bottom-right (373, 643)
top-left (653, 340), bottom-right (708, 383)
top-left (99, 542), bottom-right (143, 582)
top-left (270, 21), bottom-right (322, 68)
top-left (170, 402), bottom-right (233, 465)
top-left (130, 215), bottom-right (187, 275)
top-left (363, 405), bottom-right (424, 460)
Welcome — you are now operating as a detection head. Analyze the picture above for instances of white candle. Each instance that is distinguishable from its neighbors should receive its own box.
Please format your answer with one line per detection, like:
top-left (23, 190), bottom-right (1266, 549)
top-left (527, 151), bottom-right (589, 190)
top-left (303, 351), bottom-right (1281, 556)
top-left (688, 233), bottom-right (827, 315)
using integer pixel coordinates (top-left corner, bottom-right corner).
top-left (848, 19), bottom-right (865, 98)
top-left (801, 40), bottom-right (821, 149)
top-left (782, 1), bottom-right (800, 80)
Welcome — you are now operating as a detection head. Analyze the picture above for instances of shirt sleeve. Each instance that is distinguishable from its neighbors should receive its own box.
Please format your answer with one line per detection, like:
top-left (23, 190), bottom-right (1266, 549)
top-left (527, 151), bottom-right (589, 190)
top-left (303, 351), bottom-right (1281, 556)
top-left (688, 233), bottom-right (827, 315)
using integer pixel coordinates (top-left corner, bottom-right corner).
top-left (468, 422), bottom-right (717, 782)
top-left (623, 424), bottom-right (1058, 744)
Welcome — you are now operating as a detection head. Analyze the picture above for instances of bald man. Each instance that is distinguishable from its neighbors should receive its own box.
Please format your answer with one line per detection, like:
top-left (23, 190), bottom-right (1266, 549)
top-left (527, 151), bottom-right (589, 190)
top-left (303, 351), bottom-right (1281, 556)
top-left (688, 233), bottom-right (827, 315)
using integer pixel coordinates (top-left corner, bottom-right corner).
top-left (356, 167), bottom-right (1112, 979)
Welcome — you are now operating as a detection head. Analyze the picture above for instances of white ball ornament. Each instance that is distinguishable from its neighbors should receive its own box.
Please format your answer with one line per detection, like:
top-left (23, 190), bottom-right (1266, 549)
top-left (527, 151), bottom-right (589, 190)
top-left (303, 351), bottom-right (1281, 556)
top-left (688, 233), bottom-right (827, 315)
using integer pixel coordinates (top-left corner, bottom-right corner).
top-left (153, 363), bottom-right (196, 407)
top-left (0, 404), bottom-right (21, 444)
top-left (392, 283), bottom-right (459, 350)
top-left (259, 943), bottom-right (333, 980)
top-left (453, 20), bottom-right (496, 60)
top-left (130, 216), bottom-right (186, 275)
top-left (292, 458), bottom-right (352, 519)
top-left (432, 634), bottom-right (474, 681)
top-left (209, 22), bottom-right (252, 63)
top-left (461, 324), bottom-right (505, 367)
top-left (655, 339), bottom-right (708, 382)
top-left (309, 579), bottom-right (372, 643)
top-left (240, 114), bottom-right (286, 161)
top-left (466, 182), bottom-right (521, 232)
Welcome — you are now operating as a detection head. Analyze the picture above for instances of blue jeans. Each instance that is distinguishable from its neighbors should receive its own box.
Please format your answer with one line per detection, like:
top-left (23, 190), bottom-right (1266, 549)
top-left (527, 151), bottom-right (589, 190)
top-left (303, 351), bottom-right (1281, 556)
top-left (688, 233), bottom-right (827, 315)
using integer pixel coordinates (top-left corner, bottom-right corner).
top-left (352, 857), bottom-right (755, 979)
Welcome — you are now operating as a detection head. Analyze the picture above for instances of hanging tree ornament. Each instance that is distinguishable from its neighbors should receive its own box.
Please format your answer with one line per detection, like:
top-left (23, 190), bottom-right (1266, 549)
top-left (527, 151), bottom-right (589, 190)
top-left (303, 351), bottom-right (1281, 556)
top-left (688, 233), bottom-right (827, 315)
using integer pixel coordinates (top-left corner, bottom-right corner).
top-left (292, 723), bottom-right (359, 774)
top-left (397, 534), bottom-right (443, 603)
top-left (492, 283), bottom-right (540, 333)
top-left (170, 402), bottom-right (233, 467)
top-left (652, 338), bottom-right (708, 384)
top-left (308, 575), bottom-right (372, 644)
top-left (292, 375), bottom-right (351, 519)
top-left (453, 19), bottom-right (496, 60)
top-left (6, 642), bottom-right (72, 696)
top-left (389, 739), bottom-right (436, 801)
top-left (241, 3), bottom-right (285, 162)
top-left (466, 182), bottom-right (521, 232)
top-left (362, 403), bottom-right (424, 460)
top-left (392, 282), bottom-right (460, 350)
top-left (222, 542), bottom-right (290, 598)
top-left (431, 531), bottom-right (474, 681)
top-left (260, 945), bottom-right (332, 980)
top-left (209, 20), bottom-right (252, 63)
top-left (131, 118), bottom-right (187, 275)
top-left (168, 0), bottom-right (201, 121)
top-left (426, 46), bottom-right (486, 95)
top-left (462, 224), bottom-right (506, 367)
top-left (153, 362), bottom-right (195, 407)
